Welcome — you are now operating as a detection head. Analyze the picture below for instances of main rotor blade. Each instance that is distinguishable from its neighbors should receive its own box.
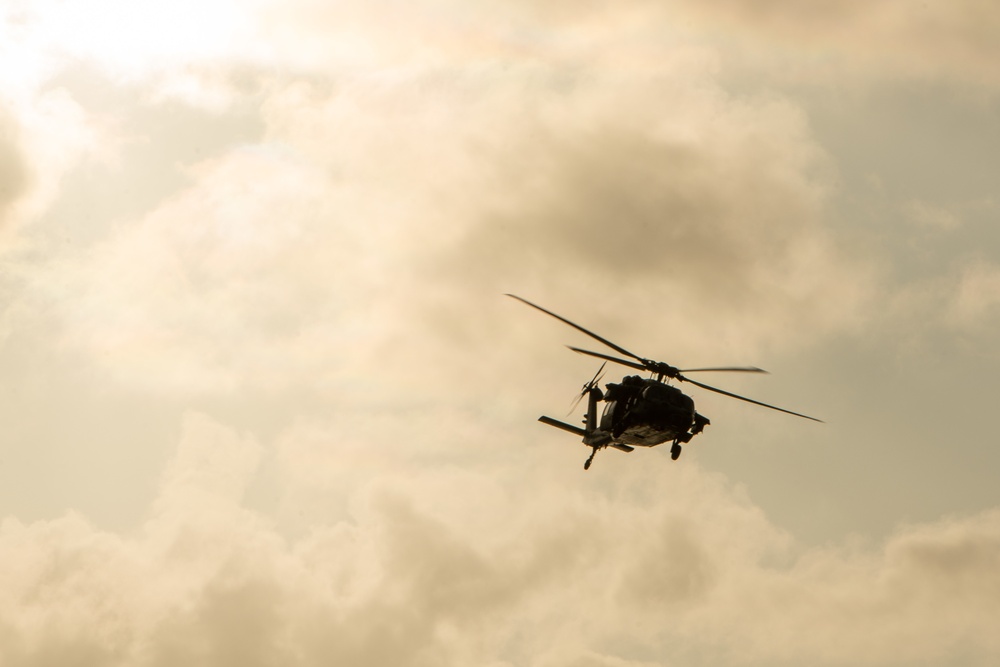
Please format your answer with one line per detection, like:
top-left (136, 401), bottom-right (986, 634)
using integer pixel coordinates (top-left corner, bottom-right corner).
top-left (568, 346), bottom-right (648, 372)
top-left (679, 366), bottom-right (769, 374)
top-left (680, 376), bottom-right (824, 422)
top-left (506, 294), bottom-right (644, 361)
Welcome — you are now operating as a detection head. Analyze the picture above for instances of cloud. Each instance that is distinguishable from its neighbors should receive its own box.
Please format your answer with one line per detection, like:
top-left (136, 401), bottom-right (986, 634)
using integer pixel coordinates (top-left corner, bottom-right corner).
top-left (669, 0), bottom-right (1000, 88)
top-left (948, 261), bottom-right (1000, 331)
top-left (903, 199), bottom-right (962, 232)
top-left (46, 143), bottom-right (377, 395)
top-left (0, 87), bottom-right (108, 257)
top-left (0, 3), bottom-right (996, 666)
top-left (2, 413), bottom-right (999, 666)
top-left (12, 0), bottom-right (875, 391)
top-left (11, 0), bottom-right (1000, 105)
top-left (0, 109), bottom-right (31, 236)
top-left (2, 0), bottom-right (254, 83)
top-left (38, 59), bottom-right (871, 404)
top-left (878, 259), bottom-right (1000, 356)
top-left (420, 73), bottom-right (871, 361)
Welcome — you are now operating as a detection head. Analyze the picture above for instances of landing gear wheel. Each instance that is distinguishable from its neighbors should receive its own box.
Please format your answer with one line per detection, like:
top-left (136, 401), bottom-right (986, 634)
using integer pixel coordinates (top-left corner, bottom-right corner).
top-left (584, 446), bottom-right (598, 470)
top-left (670, 443), bottom-right (682, 460)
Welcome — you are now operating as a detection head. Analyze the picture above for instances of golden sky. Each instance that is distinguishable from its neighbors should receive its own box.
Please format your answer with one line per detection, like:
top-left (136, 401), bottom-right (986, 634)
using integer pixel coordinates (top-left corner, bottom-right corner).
top-left (2, 1), bottom-right (1000, 665)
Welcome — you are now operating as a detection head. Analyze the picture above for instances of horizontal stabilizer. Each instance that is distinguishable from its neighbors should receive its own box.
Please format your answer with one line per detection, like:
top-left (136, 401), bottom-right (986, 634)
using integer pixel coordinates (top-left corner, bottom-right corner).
top-left (538, 415), bottom-right (586, 437)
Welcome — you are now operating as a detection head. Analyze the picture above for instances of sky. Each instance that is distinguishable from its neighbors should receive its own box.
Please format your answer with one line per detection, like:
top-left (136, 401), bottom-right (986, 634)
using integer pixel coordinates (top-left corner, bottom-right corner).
top-left (1, 1), bottom-right (1000, 665)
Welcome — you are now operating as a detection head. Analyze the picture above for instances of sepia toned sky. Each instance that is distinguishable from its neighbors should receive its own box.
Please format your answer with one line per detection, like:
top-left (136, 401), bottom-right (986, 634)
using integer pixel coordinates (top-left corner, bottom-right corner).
top-left (2, 1), bottom-right (1000, 665)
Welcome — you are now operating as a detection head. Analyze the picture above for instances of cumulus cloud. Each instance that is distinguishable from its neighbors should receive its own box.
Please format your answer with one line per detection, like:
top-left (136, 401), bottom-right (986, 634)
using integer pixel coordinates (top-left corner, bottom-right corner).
top-left (0, 87), bottom-right (107, 256)
top-left (903, 199), bottom-right (962, 232)
top-left (9, 0), bottom-right (873, 389)
top-left (50, 145), bottom-right (348, 394)
top-left (0, 108), bottom-right (30, 237)
top-left (10, 0), bottom-right (1000, 104)
top-left (878, 258), bottom-right (1000, 356)
top-left (669, 0), bottom-right (1000, 87)
top-left (2, 0), bottom-right (254, 83)
top-left (4, 2), bottom-right (998, 666)
top-left (948, 261), bottom-right (1000, 331)
top-left (36, 54), bottom-right (871, 401)
top-left (430, 77), bottom-right (871, 357)
top-left (1, 414), bottom-right (999, 666)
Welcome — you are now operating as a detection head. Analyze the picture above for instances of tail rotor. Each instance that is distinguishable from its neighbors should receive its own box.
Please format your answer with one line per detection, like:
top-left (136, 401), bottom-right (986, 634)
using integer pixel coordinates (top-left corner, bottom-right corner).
top-left (568, 362), bottom-right (606, 415)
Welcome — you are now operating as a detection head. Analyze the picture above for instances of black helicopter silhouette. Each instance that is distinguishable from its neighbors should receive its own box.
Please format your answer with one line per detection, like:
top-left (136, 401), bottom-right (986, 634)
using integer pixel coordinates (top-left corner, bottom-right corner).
top-left (508, 294), bottom-right (822, 470)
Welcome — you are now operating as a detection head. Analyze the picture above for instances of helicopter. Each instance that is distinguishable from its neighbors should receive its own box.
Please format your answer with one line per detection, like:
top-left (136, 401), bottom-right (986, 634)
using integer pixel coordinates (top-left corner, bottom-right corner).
top-left (507, 294), bottom-right (822, 470)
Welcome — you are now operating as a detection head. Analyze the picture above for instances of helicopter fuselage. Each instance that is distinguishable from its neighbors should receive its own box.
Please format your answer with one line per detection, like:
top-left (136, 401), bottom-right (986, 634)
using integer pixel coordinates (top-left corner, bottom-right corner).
top-left (538, 374), bottom-right (710, 464)
top-left (599, 376), bottom-right (706, 447)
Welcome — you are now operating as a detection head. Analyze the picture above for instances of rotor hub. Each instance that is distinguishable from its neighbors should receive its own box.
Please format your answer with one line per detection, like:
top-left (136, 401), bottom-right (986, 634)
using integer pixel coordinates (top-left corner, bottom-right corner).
top-left (644, 360), bottom-right (680, 378)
